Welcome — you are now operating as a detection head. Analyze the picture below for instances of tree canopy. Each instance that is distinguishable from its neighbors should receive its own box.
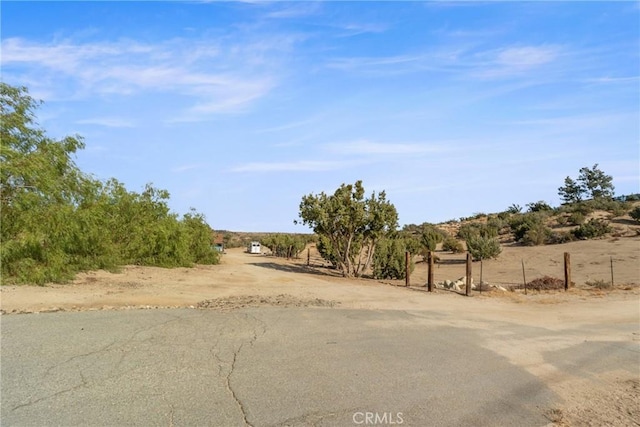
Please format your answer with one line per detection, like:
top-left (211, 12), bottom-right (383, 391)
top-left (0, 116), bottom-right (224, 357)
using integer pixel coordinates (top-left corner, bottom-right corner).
top-left (558, 164), bottom-right (615, 203)
top-left (297, 180), bottom-right (398, 277)
top-left (1, 83), bottom-right (219, 284)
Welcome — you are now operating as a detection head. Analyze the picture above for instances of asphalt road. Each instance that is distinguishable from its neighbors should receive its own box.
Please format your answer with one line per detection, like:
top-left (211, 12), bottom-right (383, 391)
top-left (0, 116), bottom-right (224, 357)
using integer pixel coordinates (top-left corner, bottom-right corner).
top-left (1, 307), bottom-right (637, 426)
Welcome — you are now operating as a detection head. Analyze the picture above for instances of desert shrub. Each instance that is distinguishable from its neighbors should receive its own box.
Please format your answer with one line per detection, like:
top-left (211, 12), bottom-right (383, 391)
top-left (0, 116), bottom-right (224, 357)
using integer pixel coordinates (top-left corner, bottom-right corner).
top-left (399, 233), bottom-right (422, 256)
top-left (630, 206), bottom-right (640, 223)
top-left (548, 231), bottom-right (575, 245)
top-left (571, 219), bottom-right (611, 240)
top-left (442, 237), bottom-right (465, 253)
top-left (559, 202), bottom-right (593, 216)
top-left (458, 222), bottom-right (498, 241)
top-left (522, 276), bottom-right (565, 291)
top-left (465, 235), bottom-right (502, 261)
top-left (497, 211), bottom-right (511, 221)
top-left (487, 216), bottom-right (508, 234)
top-left (527, 201), bottom-right (553, 213)
top-left (509, 212), bottom-right (549, 243)
top-left (506, 204), bottom-right (523, 214)
top-left (586, 198), bottom-right (628, 213)
top-left (419, 226), bottom-right (444, 252)
top-left (261, 234), bottom-right (307, 258)
top-left (586, 279), bottom-right (612, 289)
top-left (522, 223), bottom-right (553, 246)
top-left (373, 238), bottom-right (414, 279)
top-left (568, 211), bottom-right (586, 225)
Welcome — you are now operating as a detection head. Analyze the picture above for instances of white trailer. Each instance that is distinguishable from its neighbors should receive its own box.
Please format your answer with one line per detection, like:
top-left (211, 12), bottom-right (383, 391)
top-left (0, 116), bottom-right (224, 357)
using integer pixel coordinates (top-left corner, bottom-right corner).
top-left (248, 241), bottom-right (261, 254)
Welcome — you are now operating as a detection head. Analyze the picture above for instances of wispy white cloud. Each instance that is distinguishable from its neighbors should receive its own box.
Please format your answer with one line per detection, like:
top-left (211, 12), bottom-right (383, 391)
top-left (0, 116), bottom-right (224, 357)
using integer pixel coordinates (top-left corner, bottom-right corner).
top-left (325, 43), bottom-right (564, 80)
top-left (583, 76), bottom-right (640, 84)
top-left (263, 2), bottom-right (322, 19)
top-left (255, 117), bottom-right (321, 133)
top-left (475, 45), bottom-right (561, 78)
top-left (332, 22), bottom-right (389, 38)
top-left (1, 35), bottom-right (291, 119)
top-left (171, 164), bottom-right (204, 173)
top-left (506, 112), bottom-right (635, 130)
top-left (324, 140), bottom-right (451, 156)
top-left (230, 159), bottom-right (356, 173)
top-left (76, 117), bottom-right (134, 128)
top-left (326, 53), bottom-right (429, 72)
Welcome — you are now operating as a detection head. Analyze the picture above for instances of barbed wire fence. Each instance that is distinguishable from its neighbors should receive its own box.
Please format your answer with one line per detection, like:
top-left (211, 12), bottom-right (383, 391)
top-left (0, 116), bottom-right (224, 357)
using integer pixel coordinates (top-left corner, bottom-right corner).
top-left (405, 250), bottom-right (626, 295)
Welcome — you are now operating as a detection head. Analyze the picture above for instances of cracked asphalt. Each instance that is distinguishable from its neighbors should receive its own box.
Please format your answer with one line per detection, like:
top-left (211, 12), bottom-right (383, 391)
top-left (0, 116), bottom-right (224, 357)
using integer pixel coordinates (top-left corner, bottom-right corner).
top-left (2, 307), bottom-right (638, 426)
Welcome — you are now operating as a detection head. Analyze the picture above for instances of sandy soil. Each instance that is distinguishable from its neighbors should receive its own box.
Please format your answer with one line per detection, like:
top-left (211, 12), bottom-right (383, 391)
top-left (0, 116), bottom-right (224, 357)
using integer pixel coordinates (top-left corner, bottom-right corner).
top-left (1, 238), bottom-right (639, 426)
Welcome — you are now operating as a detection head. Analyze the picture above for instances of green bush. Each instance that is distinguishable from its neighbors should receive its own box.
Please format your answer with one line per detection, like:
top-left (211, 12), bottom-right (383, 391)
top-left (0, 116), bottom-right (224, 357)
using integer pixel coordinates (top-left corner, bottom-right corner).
top-left (373, 238), bottom-right (414, 279)
top-left (548, 231), bottom-right (575, 245)
top-left (0, 83), bottom-right (220, 285)
top-left (442, 237), bottom-right (465, 253)
top-left (630, 206), bottom-right (640, 223)
top-left (465, 235), bottom-right (502, 261)
top-left (568, 211), bottom-right (586, 225)
top-left (527, 201), bottom-right (553, 212)
top-left (571, 219), bottom-right (612, 240)
top-left (509, 212), bottom-right (550, 243)
top-left (522, 223), bottom-right (553, 246)
top-left (457, 222), bottom-right (498, 241)
top-left (262, 234), bottom-right (307, 258)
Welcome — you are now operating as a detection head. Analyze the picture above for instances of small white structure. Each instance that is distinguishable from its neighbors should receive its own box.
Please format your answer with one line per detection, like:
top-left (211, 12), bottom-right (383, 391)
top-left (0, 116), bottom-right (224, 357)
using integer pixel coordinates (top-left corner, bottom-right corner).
top-left (248, 241), bottom-right (261, 254)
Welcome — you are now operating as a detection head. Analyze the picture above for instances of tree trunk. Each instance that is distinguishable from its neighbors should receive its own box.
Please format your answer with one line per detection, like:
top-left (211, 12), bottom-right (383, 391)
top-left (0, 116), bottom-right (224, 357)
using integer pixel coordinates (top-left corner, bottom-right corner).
top-left (362, 238), bottom-right (377, 274)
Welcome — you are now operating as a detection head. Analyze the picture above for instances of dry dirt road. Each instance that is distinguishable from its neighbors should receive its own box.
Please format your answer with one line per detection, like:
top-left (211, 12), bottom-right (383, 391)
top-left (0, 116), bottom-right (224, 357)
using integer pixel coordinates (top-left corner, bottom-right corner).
top-left (1, 247), bottom-right (639, 426)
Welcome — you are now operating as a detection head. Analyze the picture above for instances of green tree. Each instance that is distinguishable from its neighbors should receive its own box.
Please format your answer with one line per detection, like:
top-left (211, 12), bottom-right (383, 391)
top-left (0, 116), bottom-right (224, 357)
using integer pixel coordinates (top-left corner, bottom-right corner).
top-left (578, 164), bottom-right (615, 199)
top-left (372, 237), bottom-right (414, 280)
top-left (465, 235), bottom-right (502, 261)
top-left (559, 164), bottom-right (615, 203)
top-left (297, 181), bottom-right (398, 277)
top-left (558, 177), bottom-right (584, 204)
top-left (1, 83), bottom-right (219, 284)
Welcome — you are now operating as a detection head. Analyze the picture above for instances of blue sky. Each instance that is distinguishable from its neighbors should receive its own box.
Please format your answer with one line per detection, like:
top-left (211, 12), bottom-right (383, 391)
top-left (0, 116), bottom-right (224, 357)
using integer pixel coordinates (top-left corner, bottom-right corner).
top-left (2, 1), bottom-right (639, 232)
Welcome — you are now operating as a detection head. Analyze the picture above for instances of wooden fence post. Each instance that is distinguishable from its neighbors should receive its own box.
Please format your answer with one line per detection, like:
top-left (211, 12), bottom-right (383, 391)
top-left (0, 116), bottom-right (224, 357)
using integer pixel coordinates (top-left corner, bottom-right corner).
top-left (479, 259), bottom-right (483, 294)
top-left (307, 248), bottom-right (311, 266)
top-left (610, 256), bottom-right (614, 287)
top-left (405, 251), bottom-right (410, 287)
top-left (522, 260), bottom-right (527, 295)
top-left (466, 253), bottom-right (472, 296)
top-left (428, 251), bottom-right (434, 292)
top-left (564, 252), bottom-right (571, 291)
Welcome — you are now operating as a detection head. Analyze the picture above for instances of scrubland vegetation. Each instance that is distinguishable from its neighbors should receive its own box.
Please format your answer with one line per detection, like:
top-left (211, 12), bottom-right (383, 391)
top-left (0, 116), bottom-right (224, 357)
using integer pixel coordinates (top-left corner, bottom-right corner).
top-left (1, 84), bottom-right (219, 284)
top-left (2, 83), bottom-right (637, 284)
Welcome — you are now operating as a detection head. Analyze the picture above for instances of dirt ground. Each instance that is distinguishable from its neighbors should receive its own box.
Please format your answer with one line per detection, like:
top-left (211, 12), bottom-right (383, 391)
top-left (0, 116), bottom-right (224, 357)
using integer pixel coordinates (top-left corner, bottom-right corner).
top-left (1, 237), bottom-right (639, 426)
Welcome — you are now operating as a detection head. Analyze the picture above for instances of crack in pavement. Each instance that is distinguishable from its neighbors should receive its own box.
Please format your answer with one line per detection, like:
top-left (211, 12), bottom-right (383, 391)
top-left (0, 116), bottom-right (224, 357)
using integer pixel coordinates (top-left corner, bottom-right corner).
top-left (10, 312), bottom-right (187, 413)
top-left (12, 369), bottom-right (90, 412)
top-left (209, 311), bottom-right (267, 427)
top-left (227, 343), bottom-right (253, 427)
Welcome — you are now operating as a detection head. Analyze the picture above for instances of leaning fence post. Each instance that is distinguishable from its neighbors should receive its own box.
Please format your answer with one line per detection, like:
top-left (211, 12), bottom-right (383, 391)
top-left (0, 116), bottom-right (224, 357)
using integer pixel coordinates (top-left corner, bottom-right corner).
top-left (405, 251), bottom-right (410, 287)
top-left (428, 251), bottom-right (434, 292)
top-left (564, 252), bottom-right (571, 291)
top-left (466, 253), bottom-right (472, 296)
